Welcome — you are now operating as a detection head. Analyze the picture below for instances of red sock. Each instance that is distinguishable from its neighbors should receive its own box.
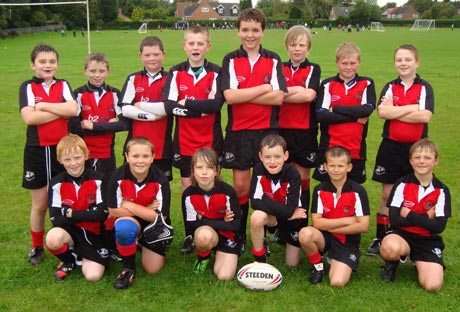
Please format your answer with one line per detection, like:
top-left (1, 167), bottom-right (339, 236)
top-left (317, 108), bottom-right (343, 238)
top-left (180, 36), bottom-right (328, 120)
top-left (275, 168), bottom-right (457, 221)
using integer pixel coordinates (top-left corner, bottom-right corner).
top-left (47, 243), bottom-right (68, 256)
top-left (252, 245), bottom-right (266, 257)
top-left (196, 249), bottom-right (211, 259)
top-left (117, 243), bottom-right (137, 257)
top-left (307, 251), bottom-right (322, 265)
top-left (30, 229), bottom-right (44, 248)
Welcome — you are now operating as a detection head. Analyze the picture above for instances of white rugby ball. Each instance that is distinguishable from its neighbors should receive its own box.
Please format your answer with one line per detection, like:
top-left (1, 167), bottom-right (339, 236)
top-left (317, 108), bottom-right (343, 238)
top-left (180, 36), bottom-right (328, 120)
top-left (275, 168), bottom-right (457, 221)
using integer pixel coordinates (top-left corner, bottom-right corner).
top-left (237, 262), bottom-right (283, 291)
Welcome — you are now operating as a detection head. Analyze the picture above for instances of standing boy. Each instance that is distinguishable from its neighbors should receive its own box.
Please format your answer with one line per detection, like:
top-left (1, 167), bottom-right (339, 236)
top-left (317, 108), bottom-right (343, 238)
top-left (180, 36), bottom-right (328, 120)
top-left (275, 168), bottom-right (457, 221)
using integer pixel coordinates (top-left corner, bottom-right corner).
top-left (19, 44), bottom-right (78, 265)
top-left (220, 8), bottom-right (287, 248)
top-left (160, 25), bottom-right (224, 254)
top-left (299, 146), bottom-right (370, 286)
top-left (120, 36), bottom-right (173, 181)
top-left (313, 43), bottom-right (375, 185)
top-left (280, 25), bottom-right (321, 218)
top-left (70, 52), bottom-right (128, 261)
top-left (250, 134), bottom-right (307, 266)
top-left (368, 44), bottom-right (434, 256)
top-left (46, 134), bottom-right (109, 282)
top-left (379, 139), bottom-right (450, 292)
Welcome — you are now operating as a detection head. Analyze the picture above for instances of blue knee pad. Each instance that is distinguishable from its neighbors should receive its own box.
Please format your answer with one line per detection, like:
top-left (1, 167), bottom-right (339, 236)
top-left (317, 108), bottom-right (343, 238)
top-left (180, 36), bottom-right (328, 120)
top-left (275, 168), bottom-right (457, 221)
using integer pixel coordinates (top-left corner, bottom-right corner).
top-left (115, 219), bottom-right (138, 246)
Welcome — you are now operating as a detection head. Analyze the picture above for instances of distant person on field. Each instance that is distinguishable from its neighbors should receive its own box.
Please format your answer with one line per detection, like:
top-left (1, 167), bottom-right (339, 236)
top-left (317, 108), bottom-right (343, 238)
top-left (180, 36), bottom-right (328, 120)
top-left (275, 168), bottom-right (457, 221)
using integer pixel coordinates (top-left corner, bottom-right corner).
top-left (220, 8), bottom-right (287, 251)
top-left (107, 137), bottom-right (171, 290)
top-left (249, 134), bottom-right (307, 266)
top-left (368, 44), bottom-right (434, 256)
top-left (313, 43), bottom-right (375, 185)
top-left (69, 52), bottom-right (128, 262)
top-left (46, 134), bottom-right (109, 282)
top-left (380, 139), bottom-right (450, 292)
top-left (182, 148), bottom-right (242, 279)
top-left (19, 43), bottom-right (78, 266)
top-left (299, 146), bottom-right (370, 286)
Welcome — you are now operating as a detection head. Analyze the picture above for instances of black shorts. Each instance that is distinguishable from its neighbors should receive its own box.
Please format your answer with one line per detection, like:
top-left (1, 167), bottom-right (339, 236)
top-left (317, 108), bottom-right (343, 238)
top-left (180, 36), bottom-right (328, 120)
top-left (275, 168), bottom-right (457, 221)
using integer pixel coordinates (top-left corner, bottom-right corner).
top-left (387, 228), bottom-right (445, 269)
top-left (221, 129), bottom-right (277, 170)
top-left (137, 219), bottom-right (168, 256)
top-left (278, 218), bottom-right (309, 248)
top-left (59, 225), bottom-right (110, 266)
top-left (87, 157), bottom-right (116, 184)
top-left (215, 234), bottom-right (242, 256)
top-left (172, 154), bottom-right (192, 178)
top-left (154, 159), bottom-right (173, 181)
top-left (22, 145), bottom-right (64, 189)
top-left (313, 152), bottom-right (366, 184)
top-left (321, 231), bottom-right (361, 271)
top-left (279, 129), bottom-right (318, 168)
top-left (372, 139), bottom-right (413, 184)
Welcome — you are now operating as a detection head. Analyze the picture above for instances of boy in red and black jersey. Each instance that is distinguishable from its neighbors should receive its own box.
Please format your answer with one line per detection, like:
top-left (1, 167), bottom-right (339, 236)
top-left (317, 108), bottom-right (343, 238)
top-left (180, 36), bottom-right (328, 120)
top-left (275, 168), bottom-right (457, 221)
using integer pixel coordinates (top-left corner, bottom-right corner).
top-left (46, 135), bottom-right (109, 282)
top-left (220, 9), bottom-right (287, 249)
top-left (368, 44), bottom-right (434, 256)
top-left (249, 134), bottom-right (307, 266)
top-left (299, 146), bottom-right (370, 286)
top-left (120, 36), bottom-right (173, 181)
top-left (380, 139), bottom-right (450, 292)
top-left (70, 52), bottom-right (128, 261)
top-left (107, 137), bottom-right (171, 290)
top-left (313, 43), bottom-right (375, 185)
top-left (19, 44), bottom-right (78, 265)
top-left (280, 25), bottom-right (321, 219)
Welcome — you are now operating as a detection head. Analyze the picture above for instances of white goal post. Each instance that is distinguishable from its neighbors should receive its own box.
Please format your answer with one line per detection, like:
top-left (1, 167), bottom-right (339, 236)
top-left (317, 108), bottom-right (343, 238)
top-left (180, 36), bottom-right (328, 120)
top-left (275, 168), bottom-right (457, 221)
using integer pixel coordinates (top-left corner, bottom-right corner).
top-left (138, 22), bottom-right (148, 34)
top-left (410, 19), bottom-right (435, 31)
top-left (370, 21), bottom-right (385, 32)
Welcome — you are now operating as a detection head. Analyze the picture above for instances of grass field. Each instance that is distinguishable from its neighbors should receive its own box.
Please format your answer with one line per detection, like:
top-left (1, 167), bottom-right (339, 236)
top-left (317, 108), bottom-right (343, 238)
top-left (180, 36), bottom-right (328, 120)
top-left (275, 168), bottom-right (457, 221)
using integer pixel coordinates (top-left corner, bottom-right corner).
top-left (0, 27), bottom-right (459, 311)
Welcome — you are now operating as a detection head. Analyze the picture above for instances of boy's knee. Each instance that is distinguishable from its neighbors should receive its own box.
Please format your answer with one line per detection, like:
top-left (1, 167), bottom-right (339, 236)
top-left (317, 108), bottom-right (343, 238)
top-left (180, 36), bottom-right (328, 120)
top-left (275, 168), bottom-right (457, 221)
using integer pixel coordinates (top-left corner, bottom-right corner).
top-left (115, 219), bottom-right (138, 245)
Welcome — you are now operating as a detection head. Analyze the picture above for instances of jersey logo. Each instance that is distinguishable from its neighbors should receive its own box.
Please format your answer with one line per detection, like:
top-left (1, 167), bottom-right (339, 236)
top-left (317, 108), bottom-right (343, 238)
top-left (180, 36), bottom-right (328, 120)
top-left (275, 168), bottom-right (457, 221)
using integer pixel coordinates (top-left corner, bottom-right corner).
top-left (137, 113), bottom-right (149, 120)
top-left (34, 96), bottom-right (43, 103)
top-left (425, 200), bottom-right (436, 210)
top-left (263, 74), bottom-right (270, 84)
top-left (225, 239), bottom-right (237, 248)
top-left (62, 199), bottom-right (75, 207)
top-left (306, 152), bottom-right (317, 163)
top-left (331, 95), bottom-right (341, 102)
top-left (81, 105), bottom-right (92, 111)
top-left (172, 107), bottom-right (188, 116)
top-left (179, 85), bottom-right (188, 91)
top-left (98, 248), bottom-right (110, 258)
top-left (236, 76), bottom-right (246, 83)
top-left (173, 153), bottom-right (182, 162)
top-left (403, 200), bottom-right (415, 208)
top-left (135, 87), bottom-right (144, 93)
top-left (317, 164), bottom-right (326, 175)
top-left (356, 91), bottom-right (363, 100)
top-left (223, 152), bottom-right (235, 163)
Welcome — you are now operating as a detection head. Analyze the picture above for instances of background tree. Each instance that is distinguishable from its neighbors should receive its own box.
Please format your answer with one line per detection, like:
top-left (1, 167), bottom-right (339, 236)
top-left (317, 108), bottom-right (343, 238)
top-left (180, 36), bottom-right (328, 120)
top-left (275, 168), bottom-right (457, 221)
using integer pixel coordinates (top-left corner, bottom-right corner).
top-left (240, 0), bottom-right (253, 10)
top-left (349, 0), bottom-right (381, 26)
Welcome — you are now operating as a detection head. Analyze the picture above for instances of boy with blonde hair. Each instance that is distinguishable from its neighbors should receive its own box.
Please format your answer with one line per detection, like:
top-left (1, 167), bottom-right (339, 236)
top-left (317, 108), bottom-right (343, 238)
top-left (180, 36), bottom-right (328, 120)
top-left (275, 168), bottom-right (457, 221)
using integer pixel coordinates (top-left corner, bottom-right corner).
top-left (380, 139), bottom-right (450, 292)
top-left (313, 42), bottom-right (375, 185)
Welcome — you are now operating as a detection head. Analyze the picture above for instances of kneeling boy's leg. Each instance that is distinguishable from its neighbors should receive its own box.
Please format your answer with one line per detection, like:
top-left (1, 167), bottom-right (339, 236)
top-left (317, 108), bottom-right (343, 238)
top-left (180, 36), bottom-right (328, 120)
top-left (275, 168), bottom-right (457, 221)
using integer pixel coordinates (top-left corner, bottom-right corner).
top-left (416, 261), bottom-right (444, 292)
top-left (329, 260), bottom-right (353, 287)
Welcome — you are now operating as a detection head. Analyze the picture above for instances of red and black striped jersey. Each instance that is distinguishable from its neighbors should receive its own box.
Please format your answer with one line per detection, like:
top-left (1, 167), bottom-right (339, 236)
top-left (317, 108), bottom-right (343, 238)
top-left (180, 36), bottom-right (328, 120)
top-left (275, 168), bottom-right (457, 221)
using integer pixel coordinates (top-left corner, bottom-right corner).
top-left (71, 82), bottom-right (127, 159)
top-left (280, 59), bottom-right (321, 130)
top-left (316, 74), bottom-right (376, 160)
top-left (49, 169), bottom-right (107, 235)
top-left (221, 45), bottom-right (287, 131)
top-left (106, 163), bottom-right (171, 219)
top-left (19, 76), bottom-right (75, 146)
top-left (183, 180), bottom-right (241, 241)
top-left (379, 75), bottom-right (434, 143)
top-left (312, 179), bottom-right (370, 245)
top-left (250, 163), bottom-right (301, 220)
top-left (388, 173), bottom-right (450, 237)
top-left (163, 60), bottom-right (224, 157)
top-left (120, 68), bottom-right (173, 159)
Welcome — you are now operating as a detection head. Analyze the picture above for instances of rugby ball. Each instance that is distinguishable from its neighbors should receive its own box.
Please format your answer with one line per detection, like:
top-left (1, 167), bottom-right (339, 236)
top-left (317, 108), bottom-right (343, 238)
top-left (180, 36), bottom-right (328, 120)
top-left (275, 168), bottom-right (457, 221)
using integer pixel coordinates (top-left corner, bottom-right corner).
top-left (237, 262), bottom-right (283, 291)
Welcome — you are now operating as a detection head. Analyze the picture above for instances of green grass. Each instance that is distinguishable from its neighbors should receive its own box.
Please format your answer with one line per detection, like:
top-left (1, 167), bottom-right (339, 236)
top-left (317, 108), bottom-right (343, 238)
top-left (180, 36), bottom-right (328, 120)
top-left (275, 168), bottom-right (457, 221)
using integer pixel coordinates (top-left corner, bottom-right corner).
top-left (0, 28), bottom-right (459, 311)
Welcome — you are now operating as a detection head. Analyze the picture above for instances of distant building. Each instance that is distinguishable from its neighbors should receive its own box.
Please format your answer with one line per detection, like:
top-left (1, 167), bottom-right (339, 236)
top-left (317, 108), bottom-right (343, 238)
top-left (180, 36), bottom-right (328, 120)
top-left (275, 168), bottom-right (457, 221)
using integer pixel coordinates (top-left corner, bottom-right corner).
top-left (329, 7), bottom-right (353, 21)
top-left (382, 6), bottom-right (420, 20)
top-left (176, 0), bottom-right (240, 21)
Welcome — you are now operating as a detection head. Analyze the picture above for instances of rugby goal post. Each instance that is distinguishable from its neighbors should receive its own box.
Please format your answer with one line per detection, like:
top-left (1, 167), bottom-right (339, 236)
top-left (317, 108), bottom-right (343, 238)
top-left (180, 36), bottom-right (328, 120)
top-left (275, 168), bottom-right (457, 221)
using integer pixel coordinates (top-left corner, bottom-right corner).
top-left (138, 23), bottom-right (148, 34)
top-left (370, 22), bottom-right (385, 32)
top-left (410, 19), bottom-right (435, 31)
